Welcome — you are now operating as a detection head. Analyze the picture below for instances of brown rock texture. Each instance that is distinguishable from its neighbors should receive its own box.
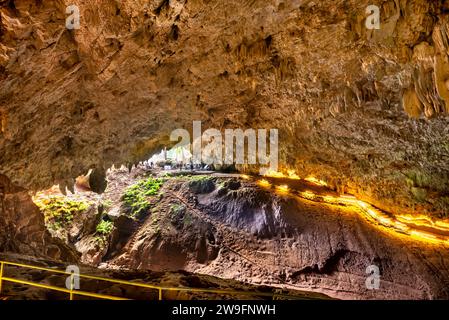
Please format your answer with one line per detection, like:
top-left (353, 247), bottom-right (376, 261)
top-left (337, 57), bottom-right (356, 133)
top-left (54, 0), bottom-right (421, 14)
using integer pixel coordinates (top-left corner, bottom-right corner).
top-left (108, 176), bottom-right (449, 300)
top-left (1, 252), bottom-right (326, 300)
top-left (0, 174), bottom-right (78, 261)
top-left (2, 0), bottom-right (449, 219)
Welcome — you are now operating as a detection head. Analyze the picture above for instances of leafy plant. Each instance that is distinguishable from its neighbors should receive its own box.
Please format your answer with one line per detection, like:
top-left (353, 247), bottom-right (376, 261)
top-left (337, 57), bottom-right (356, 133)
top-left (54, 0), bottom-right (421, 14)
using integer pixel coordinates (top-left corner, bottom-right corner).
top-left (102, 199), bottom-right (113, 210)
top-left (34, 196), bottom-right (90, 230)
top-left (96, 220), bottom-right (114, 235)
top-left (188, 175), bottom-right (215, 194)
top-left (122, 177), bottom-right (164, 217)
top-left (183, 212), bottom-right (193, 227)
top-left (168, 203), bottom-right (193, 228)
top-left (170, 204), bottom-right (185, 217)
top-left (94, 236), bottom-right (106, 247)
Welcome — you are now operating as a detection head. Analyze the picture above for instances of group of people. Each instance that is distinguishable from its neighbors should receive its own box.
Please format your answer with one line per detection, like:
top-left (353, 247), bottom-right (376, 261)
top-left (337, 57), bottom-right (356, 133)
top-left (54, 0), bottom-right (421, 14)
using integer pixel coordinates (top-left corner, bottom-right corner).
top-left (142, 160), bottom-right (214, 172)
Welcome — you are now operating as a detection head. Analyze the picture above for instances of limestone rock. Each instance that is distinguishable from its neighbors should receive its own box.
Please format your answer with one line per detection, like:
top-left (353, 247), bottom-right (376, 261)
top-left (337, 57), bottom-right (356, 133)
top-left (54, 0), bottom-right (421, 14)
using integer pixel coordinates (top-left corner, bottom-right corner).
top-left (1, 1), bottom-right (449, 222)
top-left (0, 174), bottom-right (78, 262)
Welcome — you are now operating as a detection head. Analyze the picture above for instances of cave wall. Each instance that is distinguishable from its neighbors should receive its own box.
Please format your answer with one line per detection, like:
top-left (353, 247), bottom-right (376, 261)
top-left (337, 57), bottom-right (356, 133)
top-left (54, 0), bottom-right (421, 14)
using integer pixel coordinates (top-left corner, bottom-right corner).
top-left (1, 0), bottom-right (449, 217)
top-left (0, 174), bottom-right (78, 261)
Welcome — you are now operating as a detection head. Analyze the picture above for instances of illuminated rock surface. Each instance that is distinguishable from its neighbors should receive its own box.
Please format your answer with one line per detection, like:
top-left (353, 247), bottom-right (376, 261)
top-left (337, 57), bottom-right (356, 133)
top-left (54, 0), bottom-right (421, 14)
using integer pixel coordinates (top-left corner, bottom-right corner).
top-left (1, 0), bottom-right (449, 217)
top-left (2, 0), bottom-right (449, 300)
top-left (107, 173), bottom-right (449, 300)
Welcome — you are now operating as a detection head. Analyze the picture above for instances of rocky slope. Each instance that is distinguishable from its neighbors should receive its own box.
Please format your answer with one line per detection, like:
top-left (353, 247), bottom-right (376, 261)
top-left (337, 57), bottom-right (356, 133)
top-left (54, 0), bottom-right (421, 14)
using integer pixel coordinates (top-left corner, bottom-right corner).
top-left (35, 168), bottom-right (449, 300)
top-left (103, 173), bottom-right (449, 300)
top-left (1, 0), bottom-right (449, 219)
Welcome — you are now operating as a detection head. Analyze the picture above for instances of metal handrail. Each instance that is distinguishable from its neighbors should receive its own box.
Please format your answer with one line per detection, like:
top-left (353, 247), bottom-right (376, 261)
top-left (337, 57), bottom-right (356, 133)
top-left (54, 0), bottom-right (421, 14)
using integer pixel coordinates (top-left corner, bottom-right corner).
top-left (0, 260), bottom-right (302, 300)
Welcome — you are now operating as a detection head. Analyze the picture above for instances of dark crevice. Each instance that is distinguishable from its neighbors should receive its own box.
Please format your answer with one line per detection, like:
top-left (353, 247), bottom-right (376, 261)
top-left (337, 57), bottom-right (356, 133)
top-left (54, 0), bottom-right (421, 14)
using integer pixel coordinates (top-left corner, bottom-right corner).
top-left (291, 249), bottom-right (350, 277)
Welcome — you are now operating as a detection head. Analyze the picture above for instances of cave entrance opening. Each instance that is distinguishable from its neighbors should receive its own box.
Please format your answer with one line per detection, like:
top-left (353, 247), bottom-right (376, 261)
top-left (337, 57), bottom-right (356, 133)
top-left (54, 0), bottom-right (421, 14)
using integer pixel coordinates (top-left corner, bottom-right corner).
top-left (142, 144), bottom-right (232, 173)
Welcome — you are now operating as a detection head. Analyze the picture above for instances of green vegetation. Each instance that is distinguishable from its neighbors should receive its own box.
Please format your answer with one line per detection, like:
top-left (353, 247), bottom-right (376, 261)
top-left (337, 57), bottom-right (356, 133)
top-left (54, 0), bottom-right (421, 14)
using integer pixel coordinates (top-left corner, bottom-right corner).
top-left (170, 203), bottom-right (185, 216)
top-left (95, 219), bottom-right (114, 248)
top-left (122, 177), bottom-right (164, 217)
top-left (35, 196), bottom-right (90, 230)
top-left (183, 212), bottom-right (193, 227)
top-left (168, 203), bottom-right (193, 227)
top-left (405, 170), bottom-right (433, 189)
top-left (187, 176), bottom-right (215, 194)
top-left (435, 196), bottom-right (449, 218)
top-left (94, 235), bottom-right (106, 247)
top-left (102, 199), bottom-right (113, 210)
top-left (96, 220), bottom-right (114, 236)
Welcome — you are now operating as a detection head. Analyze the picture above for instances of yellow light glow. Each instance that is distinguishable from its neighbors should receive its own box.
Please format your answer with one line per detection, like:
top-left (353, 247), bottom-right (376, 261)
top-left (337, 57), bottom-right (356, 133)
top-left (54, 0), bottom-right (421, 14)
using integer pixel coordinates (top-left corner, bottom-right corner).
top-left (322, 195), bottom-right (338, 203)
top-left (436, 220), bottom-right (449, 229)
top-left (410, 230), bottom-right (439, 242)
top-left (394, 221), bottom-right (410, 232)
top-left (290, 186), bottom-right (449, 246)
top-left (299, 191), bottom-right (316, 200)
top-left (240, 174), bottom-right (250, 180)
top-left (255, 172), bottom-right (449, 245)
top-left (357, 200), bottom-right (369, 209)
top-left (396, 214), bottom-right (449, 233)
top-left (287, 170), bottom-right (301, 180)
top-left (257, 179), bottom-right (271, 188)
top-left (277, 185), bottom-right (290, 193)
top-left (304, 176), bottom-right (328, 187)
top-left (263, 170), bottom-right (286, 179)
top-left (377, 215), bottom-right (393, 226)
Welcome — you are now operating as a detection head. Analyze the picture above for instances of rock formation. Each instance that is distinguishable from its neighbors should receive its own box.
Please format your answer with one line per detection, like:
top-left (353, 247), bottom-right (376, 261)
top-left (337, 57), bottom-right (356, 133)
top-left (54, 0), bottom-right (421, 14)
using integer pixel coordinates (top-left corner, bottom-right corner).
top-left (2, 0), bottom-right (449, 300)
top-left (0, 174), bottom-right (77, 261)
top-left (1, 0), bottom-right (449, 218)
top-left (108, 174), bottom-right (449, 300)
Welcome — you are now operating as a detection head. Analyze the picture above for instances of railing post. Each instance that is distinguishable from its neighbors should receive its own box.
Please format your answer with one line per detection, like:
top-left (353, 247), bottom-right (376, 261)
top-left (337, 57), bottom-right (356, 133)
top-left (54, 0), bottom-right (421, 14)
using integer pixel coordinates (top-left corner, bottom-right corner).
top-left (158, 288), bottom-right (162, 301)
top-left (0, 262), bottom-right (4, 295)
top-left (69, 273), bottom-right (74, 301)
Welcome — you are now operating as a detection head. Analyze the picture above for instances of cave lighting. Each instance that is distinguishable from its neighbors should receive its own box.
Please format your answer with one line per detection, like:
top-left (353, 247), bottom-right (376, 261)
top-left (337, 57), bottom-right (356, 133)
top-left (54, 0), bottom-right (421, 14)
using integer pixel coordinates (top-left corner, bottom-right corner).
top-left (263, 170), bottom-right (327, 186)
top-left (257, 179), bottom-right (271, 188)
top-left (304, 176), bottom-right (328, 187)
top-left (276, 185), bottom-right (290, 193)
top-left (260, 172), bottom-right (449, 246)
top-left (262, 169), bottom-right (287, 179)
top-left (263, 169), bottom-right (301, 180)
top-left (287, 170), bottom-right (301, 180)
top-left (296, 184), bottom-right (449, 246)
top-left (396, 214), bottom-right (449, 233)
